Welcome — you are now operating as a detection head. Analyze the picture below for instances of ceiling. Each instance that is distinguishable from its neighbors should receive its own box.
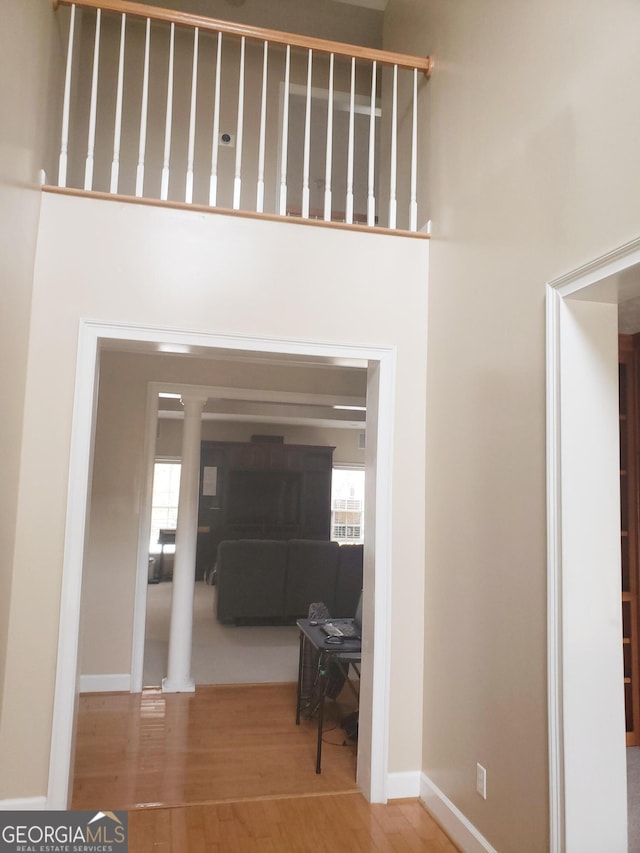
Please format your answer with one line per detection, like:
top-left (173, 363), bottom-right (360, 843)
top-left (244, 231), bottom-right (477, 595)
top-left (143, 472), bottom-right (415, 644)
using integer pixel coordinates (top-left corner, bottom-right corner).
top-left (223, 0), bottom-right (388, 7)
top-left (158, 395), bottom-right (366, 429)
top-left (619, 296), bottom-right (640, 335)
top-left (569, 262), bottom-right (640, 335)
top-left (220, 0), bottom-right (388, 13)
top-left (99, 337), bottom-right (367, 369)
top-left (99, 340), bottom-right (368, 431)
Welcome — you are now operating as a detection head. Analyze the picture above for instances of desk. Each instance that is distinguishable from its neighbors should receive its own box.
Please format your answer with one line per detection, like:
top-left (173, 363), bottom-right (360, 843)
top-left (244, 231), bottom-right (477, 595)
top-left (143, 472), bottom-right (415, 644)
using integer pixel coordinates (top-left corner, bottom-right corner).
top-left (295, 618), bottom-right (361, 774)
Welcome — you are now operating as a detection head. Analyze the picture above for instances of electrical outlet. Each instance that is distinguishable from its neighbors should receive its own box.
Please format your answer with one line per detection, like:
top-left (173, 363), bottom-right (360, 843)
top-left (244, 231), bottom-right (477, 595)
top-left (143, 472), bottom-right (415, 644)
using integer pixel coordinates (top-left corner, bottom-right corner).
top-left (476, 763), bottom-right (487, 799)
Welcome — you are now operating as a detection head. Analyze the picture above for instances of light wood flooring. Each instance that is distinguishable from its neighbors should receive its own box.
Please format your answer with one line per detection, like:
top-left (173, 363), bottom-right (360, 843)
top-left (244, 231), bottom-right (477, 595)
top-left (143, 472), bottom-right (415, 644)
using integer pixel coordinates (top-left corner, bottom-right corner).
top-left (129, 795), bottom-right (459, 852)
top-left (72, 682), bottom-right (359, 809)
top-left (72, 682), bottom-right (459, 851)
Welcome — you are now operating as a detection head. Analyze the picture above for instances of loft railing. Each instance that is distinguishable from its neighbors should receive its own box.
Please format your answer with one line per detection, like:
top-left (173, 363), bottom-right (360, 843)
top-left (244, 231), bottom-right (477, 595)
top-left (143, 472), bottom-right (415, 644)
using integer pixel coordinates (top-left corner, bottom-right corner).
top-left (52, 0), bottom-right (432, 233)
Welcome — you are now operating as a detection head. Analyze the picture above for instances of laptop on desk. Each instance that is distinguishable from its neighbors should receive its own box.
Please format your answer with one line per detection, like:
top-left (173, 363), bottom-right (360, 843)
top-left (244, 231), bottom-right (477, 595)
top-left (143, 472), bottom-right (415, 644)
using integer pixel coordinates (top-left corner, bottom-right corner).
top-left (321, 591), bottom-right (363, 640)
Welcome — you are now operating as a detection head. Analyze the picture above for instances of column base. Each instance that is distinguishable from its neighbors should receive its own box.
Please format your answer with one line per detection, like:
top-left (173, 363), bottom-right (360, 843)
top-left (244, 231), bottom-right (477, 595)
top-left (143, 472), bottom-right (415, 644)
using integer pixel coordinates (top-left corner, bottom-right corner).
top-left (162, 676), bottom-right (196, 693)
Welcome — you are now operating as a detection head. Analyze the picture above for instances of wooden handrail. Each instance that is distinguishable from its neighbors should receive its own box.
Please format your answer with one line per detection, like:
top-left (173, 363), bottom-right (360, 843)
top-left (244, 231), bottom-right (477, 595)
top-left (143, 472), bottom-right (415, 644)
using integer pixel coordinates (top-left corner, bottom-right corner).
top-left (43, 185), bottom-right (430, 239)
top-left (52, 0), bottom-right (434, 76)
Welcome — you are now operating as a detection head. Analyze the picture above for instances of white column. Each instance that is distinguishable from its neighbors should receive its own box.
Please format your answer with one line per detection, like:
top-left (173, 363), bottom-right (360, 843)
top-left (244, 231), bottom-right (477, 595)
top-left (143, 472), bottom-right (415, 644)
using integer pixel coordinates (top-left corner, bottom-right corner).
top-left (163, 392), bottom-right (208, 693)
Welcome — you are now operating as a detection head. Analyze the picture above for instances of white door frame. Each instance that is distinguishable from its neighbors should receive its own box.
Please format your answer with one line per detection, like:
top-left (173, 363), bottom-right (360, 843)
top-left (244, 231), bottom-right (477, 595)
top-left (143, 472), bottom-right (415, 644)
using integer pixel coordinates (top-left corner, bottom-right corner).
top-left (547, 236), bottom-right (640, 852)
top-left (47, 319), bottom-right (396, 808)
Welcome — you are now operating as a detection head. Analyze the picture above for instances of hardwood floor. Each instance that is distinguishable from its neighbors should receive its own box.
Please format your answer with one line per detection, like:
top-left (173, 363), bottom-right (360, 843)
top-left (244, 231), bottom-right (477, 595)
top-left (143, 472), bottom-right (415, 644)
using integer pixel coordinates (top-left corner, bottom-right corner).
top-left (72, 682), bottom-right (459, 851)
top-left (71, 682), bottom-right (359, 809)
top-left (128, 795), bottom-right (460, 852)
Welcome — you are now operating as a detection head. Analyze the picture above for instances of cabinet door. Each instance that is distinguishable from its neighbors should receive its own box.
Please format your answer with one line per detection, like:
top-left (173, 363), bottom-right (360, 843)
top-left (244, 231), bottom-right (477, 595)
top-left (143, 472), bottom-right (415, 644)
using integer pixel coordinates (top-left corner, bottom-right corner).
top-left (304, 448), bottom-right (333, 472)
top-left (301, 471), bottom-right (332, 539)
top-left (196, 441), bottom-right (335, 576)
top-left (228, 444), bottom-right (268, 469)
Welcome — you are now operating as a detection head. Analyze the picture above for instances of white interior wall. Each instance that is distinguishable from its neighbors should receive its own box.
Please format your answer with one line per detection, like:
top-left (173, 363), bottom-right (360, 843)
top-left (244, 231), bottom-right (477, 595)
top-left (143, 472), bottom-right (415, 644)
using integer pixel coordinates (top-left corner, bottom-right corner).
top-left (382, 0), bottom-right (640, 850)
top-left (0, 0), bottom-right (64, 792)
top-left (146, 0), bottom-right (384, 46)
top-left (0, 190), bottom-right (428, 800)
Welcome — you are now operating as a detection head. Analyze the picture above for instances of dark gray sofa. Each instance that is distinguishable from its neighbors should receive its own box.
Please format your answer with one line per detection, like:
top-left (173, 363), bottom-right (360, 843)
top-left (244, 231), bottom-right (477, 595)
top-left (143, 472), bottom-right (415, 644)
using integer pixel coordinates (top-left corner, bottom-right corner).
top-left (215, 538), bottom-right (363, 624)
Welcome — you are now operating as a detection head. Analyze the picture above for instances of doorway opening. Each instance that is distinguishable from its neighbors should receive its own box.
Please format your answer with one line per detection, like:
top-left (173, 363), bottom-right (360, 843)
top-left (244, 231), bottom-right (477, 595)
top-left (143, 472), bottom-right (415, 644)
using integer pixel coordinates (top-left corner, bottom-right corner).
top-left (47, 321), bottom-right (396, 810)
top-left (546, 236), bottom-right (640, 852)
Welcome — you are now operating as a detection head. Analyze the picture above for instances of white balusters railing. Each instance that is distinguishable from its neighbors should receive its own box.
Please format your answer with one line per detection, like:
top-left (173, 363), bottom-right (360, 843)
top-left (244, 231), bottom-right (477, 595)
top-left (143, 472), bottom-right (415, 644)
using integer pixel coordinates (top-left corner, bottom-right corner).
top-left (161, 22), bottom-right (175, 201)
top-left (279, 44), bottom-right (291, 217)
top-left (209, 31), bottom-right (222, 207)
top-left (388, 63), bottom-right (398, 231)
top-left (409, 67), bottom-right (418, 233)
top-left (57, 2), bottom-right (76, 188)
top-left (135, 16), bottom-right (150, 198)
top-left (323, 53), bottom-right (334, 222)
top-left (301, 49), bottom-right (313, 220)
top-left (345, 57), bottom-right (356, 225)
top-left (110, 12), bottom-right (126, 194)
top-left (84, 7), bottom-right (101, 190)
top-left (185, 27), bottom-right (199, 204)
top-left (233, 36), bottom-right (246, 210)
top-left (53, 0), bottom-right (432, 233)
top-left (367, 60), bottom-right (377, 227)
top-left (256, 41), bottom-right (269, 213)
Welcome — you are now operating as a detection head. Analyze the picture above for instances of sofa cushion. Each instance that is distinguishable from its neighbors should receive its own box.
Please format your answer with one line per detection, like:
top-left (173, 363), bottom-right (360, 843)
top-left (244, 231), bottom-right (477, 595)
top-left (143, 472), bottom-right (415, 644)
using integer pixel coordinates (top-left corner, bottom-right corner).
top-left (215, 539), bottom-right (288, 623)
top-left (334, 544), bottom-right (364, 617)
top-left (284, 539), bottom-right (340, 618)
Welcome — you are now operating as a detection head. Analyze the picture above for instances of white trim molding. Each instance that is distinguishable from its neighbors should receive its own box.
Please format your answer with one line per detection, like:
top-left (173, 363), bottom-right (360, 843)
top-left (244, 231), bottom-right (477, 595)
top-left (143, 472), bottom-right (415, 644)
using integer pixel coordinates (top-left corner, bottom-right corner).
top-left (420, 774), bottom-right (498, 853)
top-left (386, 771), bottom-right (421, 799)
top-left (0, 797), bottom-right (48, 811)
top-left (47, 322), bottom-right (100, 810)
top-left (546, 236), bottom-right (640, 853)
top-left (78, 674), bottom-right (131, 693)
top-left (548, 235), bottom-right (640, 298)
top-left (545, 284), bottom-right (564, 853)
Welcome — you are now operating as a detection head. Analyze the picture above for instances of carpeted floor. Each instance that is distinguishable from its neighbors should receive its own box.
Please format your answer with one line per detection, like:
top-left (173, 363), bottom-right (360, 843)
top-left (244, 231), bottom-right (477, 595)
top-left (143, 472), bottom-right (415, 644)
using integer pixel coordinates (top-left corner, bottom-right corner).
top-left (143, 580), bottom-right (300, 687)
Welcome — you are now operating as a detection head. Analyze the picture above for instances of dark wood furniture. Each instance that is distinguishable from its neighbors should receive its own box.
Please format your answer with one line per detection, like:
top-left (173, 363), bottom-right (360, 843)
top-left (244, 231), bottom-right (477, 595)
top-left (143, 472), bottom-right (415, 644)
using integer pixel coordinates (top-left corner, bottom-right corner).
top-left (195, 439), bottom-right (334, 579)
top-left (619, 334), bottom-right (640, 745)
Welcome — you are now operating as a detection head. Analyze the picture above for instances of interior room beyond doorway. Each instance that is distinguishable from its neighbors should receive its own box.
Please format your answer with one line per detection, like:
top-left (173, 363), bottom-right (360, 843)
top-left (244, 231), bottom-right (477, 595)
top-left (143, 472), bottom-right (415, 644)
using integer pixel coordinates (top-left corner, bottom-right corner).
top-left (69, 332), bottom-right (384, 811)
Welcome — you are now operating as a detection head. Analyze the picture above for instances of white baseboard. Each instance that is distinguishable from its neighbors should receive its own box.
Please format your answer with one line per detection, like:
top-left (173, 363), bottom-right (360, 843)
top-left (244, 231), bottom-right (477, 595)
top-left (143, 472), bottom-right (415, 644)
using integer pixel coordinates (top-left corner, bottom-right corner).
top-left (420, 773), bottom-right (498, 853)
top-left (79, 673), bottom-right (131, 693)
top-left (387, 770), bottom-right (422, 799)
top-left (0, 796), bottom-right (48, 811)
